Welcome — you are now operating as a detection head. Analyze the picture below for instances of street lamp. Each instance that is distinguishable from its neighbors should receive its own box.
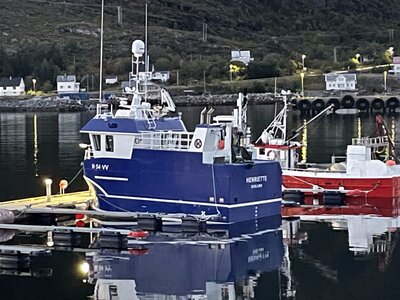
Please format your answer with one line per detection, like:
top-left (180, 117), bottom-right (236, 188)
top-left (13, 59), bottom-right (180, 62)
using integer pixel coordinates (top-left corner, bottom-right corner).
top-left (384, 70), bottom-right (388, 93)
top-left (32, 78), bottom-right (37, 92)
top-left (44, 178), bottom-right (52, 202)
top-left (388, 47), bottom-right (394, 57)
top-left (301, 54), bottom-right (307, 70)
top-left (300, 72), bottom-right (305, 97)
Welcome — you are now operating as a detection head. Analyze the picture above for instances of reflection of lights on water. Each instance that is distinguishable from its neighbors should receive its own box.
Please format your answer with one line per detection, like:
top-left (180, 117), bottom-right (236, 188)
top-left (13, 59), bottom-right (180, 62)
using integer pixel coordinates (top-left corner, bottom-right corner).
top-left (301, 120), bottom-right (307, 162)
top-left (391, 118), bottom-right (396, 145)
top-left (79, 261), bottom-right (90, 275)
top-left (357, 117), bottom-right (361, 139)
top-left (34, 114), bottom-right (39, 177)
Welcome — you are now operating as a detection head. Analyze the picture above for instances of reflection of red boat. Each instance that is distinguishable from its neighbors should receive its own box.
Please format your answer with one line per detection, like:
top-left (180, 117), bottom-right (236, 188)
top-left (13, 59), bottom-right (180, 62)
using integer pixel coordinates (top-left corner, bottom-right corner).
top-left (254, 94), bottom-right (400, 217)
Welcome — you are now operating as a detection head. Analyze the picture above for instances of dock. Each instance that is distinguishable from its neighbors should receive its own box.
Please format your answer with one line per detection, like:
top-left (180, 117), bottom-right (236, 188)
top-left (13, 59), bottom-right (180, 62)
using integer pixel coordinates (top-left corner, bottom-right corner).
top-left (0, 190), bottom-right (94, 211)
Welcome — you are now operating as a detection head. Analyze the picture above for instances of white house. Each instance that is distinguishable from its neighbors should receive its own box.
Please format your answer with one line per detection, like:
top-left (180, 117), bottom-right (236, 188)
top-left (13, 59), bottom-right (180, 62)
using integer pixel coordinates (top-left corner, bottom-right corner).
top-left (392, 56), bottom-right (400, 75)
top-left (0, 77), bottom-right (25, 96)
top-left (231, 50), bottom-right (254, 66)
top-left (152, 71), bottom-right (170, 82)
top-left (57, 75), bottom-right (80, 94)
top-left (324, 73), bottom-right (357, 91)
top-left (105, 75), bottom-right (118, 85)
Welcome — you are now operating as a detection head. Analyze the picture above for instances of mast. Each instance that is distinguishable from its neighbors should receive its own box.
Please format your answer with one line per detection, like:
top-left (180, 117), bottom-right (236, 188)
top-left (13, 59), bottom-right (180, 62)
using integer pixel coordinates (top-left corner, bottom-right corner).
top-left (144, 3), bottom-right (148, 102)
top-left (98, 0), bottom-right (105, 102)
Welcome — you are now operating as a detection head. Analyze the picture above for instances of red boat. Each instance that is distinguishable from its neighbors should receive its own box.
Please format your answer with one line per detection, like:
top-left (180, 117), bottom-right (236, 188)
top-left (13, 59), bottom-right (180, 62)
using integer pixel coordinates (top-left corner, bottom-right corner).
top-left (254, 93), bottom-right (400, 216)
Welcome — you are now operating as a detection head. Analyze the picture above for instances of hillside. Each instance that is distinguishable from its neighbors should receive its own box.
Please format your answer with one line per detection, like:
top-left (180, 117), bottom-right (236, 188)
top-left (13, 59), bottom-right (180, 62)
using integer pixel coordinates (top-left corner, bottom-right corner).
top-left (1, 0), bottom-right (400, 92)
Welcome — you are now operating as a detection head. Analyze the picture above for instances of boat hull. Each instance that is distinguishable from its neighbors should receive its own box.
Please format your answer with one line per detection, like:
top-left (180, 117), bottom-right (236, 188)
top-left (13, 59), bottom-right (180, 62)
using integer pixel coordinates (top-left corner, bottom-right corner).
top-left (282, 170), bottom-right (400, 217)
top-left (283, 171), bottom-right (400, 199)
top-left (84, 149), bottom-right (282, 223)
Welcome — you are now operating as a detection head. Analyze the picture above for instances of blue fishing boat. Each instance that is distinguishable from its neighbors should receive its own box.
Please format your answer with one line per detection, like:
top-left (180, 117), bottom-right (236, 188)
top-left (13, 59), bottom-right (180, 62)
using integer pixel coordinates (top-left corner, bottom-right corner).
top-left (80, 40), bottom-right (282, 224)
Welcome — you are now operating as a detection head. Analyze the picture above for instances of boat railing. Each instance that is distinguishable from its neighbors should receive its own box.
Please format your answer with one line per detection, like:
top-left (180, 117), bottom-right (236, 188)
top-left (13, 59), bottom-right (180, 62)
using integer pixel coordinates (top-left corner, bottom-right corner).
top-left (352, 136), bottom-right (389, 148)
top-left (331, 155), bottom-right (346, 164)
top-left (133, 131), bottom-right (194, 151)
top-left (95, 103), bottom-right (113, 118)
top-left (282, 167), bottom-right (346, 174)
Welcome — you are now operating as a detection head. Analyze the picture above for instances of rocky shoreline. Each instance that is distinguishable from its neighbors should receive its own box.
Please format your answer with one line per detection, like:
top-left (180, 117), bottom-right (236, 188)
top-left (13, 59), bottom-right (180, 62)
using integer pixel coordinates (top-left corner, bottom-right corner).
top-left (0, 93), bottom-right (277, 112)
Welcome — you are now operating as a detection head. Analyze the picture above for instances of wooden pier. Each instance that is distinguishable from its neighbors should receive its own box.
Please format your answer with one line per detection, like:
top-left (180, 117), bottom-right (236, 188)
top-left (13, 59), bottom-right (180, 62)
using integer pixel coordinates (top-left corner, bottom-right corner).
top-left (0, 190), bottom-right (94, 211)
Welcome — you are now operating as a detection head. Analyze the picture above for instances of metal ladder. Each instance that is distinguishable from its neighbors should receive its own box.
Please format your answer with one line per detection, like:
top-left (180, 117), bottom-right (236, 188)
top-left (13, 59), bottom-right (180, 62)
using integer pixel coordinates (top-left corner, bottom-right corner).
top-left (145, 110), bottom-right (156, 129)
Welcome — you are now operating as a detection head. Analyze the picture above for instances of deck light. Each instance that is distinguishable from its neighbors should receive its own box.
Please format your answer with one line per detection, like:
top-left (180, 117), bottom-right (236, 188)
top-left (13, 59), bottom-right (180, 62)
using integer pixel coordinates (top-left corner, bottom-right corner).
top-left (79, 143), bottom-right (89, 149)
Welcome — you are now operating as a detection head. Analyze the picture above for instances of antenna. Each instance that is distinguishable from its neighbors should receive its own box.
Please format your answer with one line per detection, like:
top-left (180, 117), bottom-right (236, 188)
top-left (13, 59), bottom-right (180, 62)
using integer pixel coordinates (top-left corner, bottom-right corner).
top-left (144, 3), bottom-right (148, 102)
top-left (145, 3), bottom-right (148, 73)
top-left (98, 0), bottom-right (105, 102)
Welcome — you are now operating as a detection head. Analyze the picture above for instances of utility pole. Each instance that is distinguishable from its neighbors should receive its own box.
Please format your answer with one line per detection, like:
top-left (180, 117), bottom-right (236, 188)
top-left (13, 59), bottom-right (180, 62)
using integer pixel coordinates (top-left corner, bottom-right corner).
top-left (202, 23), bottom-right (207, 43)
top-left (333, 46), bottom-right (340, 64)
top-left (389, 29), bottom-right (394, 43)
top-left (87, 74), bottom-right (89, 92)
top-left (117, 6), bottom-right (122, 25)
top-left (176, 70), bottom-right (179, 86)
top-left (203, 70), bottom-right (206, 94)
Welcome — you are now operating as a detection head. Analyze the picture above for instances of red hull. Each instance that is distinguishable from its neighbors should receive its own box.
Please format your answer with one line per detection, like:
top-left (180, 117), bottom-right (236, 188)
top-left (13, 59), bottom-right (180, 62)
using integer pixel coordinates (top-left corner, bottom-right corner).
top-left (283, 174), bottom-right (400, 199)
top-left (282, 174), bottom-right (400, 217)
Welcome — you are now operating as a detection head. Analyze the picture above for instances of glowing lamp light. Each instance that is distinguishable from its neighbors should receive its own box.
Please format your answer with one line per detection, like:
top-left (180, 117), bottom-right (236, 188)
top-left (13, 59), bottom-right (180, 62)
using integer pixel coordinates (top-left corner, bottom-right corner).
top-left (44, 178), bottom-right (52, 202)
top-left (79, 143), bottom-right (89, 149)
top-left (79, 261), bottom-right (90, 275)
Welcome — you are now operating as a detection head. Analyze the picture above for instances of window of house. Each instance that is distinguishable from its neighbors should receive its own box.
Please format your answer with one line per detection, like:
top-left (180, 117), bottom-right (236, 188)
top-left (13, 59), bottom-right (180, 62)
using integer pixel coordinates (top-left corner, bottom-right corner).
top-left (105, 135), bottom-right (114, 152)
top-left (92, 134), bottom-right (101, 151)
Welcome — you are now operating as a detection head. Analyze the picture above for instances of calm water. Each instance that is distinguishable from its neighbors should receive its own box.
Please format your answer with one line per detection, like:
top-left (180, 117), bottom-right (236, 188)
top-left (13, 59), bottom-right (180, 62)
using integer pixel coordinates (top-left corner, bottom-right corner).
top-left (0, 106), bottom-right (400, 299)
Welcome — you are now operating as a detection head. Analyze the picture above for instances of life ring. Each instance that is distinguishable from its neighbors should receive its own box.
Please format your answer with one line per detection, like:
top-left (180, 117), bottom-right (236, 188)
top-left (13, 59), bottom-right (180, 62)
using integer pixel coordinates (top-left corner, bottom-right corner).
top-left (194, 139), bottom-right (202, 149)
top-left (266, 150), bottom-right (277, 160)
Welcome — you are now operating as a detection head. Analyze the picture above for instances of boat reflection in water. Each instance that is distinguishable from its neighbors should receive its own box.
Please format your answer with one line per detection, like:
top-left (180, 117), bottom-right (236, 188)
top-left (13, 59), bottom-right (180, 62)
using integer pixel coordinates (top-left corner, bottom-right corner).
top-left (301, 213), bottom-right (399, 258)
top-left (86, 217), bottom-right (284, 299)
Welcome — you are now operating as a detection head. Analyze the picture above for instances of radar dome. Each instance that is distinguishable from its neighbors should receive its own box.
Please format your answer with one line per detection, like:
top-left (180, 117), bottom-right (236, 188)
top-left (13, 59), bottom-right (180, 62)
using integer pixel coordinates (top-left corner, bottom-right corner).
top-left (131, 40), bottom-right (145, 57)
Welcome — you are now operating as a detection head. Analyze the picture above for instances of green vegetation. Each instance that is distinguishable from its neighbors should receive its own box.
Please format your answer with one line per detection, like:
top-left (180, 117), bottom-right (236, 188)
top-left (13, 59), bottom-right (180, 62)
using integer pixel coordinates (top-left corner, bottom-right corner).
top-left (0, 0), bottom-right (399, 93)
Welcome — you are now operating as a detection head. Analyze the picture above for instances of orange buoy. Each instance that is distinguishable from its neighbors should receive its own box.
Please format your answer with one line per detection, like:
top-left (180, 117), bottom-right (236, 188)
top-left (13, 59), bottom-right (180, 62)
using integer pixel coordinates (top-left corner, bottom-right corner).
top-left (75, 219), bottom-right (85, 227)
top-left (218, 140), bottom-right (225, 149)
top-left (129, 248), bottom-right (149, 255)
top-left (75, 213), bottom-right (85, 220)
top-left (75, 213), bottom-right (86, 227)
top-left (386, 160), bottom-right (396, 166)
top-left (128, 230), bottom-right (149, 239)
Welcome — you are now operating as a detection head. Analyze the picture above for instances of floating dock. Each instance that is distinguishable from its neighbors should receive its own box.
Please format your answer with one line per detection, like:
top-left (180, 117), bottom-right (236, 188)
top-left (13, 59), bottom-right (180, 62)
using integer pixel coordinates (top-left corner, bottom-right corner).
top-left (0, 190), bottom-right (94, 211)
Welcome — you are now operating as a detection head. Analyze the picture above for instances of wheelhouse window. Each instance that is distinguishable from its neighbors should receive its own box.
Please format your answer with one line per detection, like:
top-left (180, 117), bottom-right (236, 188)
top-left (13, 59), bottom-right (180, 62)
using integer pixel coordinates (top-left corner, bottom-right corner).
top-left (105, 135), bottom-right (114, 152)
top-left (92, 134), bottom-right (101, 151)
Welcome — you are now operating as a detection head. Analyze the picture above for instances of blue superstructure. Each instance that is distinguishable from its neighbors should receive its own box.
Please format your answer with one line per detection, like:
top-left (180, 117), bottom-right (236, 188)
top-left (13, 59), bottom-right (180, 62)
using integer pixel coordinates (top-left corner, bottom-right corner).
top-left (80, 40), bottom-right (281, 224)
